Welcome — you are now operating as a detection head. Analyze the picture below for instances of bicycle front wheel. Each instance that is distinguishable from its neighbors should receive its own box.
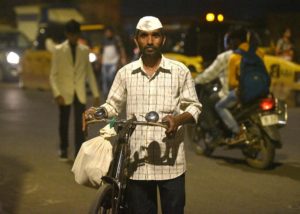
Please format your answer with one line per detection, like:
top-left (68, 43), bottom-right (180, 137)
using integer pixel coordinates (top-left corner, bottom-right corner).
top-left (89, 183), bottom-right (114, 214)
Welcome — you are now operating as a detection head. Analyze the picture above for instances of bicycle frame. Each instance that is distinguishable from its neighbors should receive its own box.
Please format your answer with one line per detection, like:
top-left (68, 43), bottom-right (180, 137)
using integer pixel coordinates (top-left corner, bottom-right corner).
top-left (102, 117), bottom-right (137, 213)
top-left (85, 114), bottom-right (167, 214)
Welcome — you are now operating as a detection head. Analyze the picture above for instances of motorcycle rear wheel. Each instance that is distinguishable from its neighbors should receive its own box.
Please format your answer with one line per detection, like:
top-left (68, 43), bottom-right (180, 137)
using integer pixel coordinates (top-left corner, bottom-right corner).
top-left (243, 136), bottom-right (275, 169)
top-left (89, 183), bottom-right (114, 214)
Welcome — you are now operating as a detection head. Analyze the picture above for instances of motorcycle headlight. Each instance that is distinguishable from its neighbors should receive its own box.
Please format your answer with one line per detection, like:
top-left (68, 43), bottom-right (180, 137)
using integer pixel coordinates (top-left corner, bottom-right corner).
top-left (213, 86), bottom-right (219, 92)
top-left (89, 53), bottom-right (97, 63)
top-left (6, 52), bottom-right (20, 64)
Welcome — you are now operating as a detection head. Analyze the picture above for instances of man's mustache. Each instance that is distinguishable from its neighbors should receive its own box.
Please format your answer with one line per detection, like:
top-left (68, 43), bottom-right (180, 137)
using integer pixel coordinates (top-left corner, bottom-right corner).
top-left (143, 45), bottom-right (157, 50)
top-left (145, 45), bottom-right (154, 48)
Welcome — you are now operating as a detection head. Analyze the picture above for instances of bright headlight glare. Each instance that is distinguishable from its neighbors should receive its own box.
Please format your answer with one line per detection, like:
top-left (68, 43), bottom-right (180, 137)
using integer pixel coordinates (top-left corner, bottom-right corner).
top-left (213, 86), bottom-right (219, 91)
top-left (7, 52), bottom-right (20, 64)
top-left (89, 53), bottom-right (97, 63)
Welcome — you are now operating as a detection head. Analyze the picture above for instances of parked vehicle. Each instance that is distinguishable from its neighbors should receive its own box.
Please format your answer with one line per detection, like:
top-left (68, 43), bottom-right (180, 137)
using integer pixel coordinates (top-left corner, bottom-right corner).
top-left (0, 25), bottom-right (31, 82)
top-left (187, 79), bottom-right (287, 169)
top-left (14, 4), bottom-right (85, 43)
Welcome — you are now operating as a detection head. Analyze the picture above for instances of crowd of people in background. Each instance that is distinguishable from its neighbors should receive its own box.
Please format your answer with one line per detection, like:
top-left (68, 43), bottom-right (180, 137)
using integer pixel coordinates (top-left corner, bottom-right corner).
top-left (53, 22), bottom-right (298, 102)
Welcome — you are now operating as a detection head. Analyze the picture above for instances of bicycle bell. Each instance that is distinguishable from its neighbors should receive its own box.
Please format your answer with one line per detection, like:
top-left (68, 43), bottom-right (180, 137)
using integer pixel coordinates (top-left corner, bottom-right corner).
top-left (145, 111), bottom-right (159, 123)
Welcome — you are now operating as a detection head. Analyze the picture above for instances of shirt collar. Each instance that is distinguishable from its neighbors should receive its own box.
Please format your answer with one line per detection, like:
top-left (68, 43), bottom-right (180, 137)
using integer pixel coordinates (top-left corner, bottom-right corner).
top-left (131, 55), bottom-right (172, 74)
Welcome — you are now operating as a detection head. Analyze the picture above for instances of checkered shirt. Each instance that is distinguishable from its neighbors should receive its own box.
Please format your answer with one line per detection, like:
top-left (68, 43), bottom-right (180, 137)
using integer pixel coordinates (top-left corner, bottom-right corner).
top-left (101, 55), bottom-right (202, 180)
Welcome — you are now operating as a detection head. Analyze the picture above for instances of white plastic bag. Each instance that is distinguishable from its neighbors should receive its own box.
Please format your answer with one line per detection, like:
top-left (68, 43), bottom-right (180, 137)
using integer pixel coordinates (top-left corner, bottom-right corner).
top-left (71, 124), bottom-right (116, 188)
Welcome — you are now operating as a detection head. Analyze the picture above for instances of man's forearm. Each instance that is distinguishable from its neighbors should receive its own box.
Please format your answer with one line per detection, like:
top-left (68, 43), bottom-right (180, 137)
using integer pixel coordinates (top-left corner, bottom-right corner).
top-left (174, 112), bottom-right (195, 126)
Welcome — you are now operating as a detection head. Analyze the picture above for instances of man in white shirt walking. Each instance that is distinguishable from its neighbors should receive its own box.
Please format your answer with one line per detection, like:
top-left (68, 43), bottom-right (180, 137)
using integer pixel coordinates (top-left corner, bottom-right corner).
top-left (50, 19), bottom-right (100, 160)
top-left (85, 16), bottom-right (201, 213)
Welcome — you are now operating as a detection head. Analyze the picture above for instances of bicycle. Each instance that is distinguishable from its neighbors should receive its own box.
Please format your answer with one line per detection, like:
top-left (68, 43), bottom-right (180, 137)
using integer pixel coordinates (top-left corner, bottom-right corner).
top-left (83, 111), bottom-right (168, 214)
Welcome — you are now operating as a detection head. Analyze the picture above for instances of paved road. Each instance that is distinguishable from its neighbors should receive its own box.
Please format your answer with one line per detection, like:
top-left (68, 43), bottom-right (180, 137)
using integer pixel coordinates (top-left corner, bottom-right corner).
top-left (0, 83), bottom-right (300, 214)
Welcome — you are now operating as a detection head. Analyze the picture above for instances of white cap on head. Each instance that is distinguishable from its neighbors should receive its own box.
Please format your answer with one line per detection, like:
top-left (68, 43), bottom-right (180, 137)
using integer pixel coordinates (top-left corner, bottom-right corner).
top-left (136, 16), bottom-right (163, 31)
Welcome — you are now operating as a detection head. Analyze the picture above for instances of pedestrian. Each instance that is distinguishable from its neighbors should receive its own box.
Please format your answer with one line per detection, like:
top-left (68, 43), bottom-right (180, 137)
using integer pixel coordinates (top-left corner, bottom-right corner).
top-left (275, 27), bottom-right (294, 61)
top-left (49, 19), bottom-right (100, 160)
top-left (85, 16), bottom-right (201, 213)
top-left (99, 26), bottom-right (127, 99)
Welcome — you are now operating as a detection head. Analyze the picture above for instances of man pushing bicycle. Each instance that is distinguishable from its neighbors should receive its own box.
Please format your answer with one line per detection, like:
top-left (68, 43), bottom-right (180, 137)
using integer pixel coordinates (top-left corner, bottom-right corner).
top-left (85, 16), bottom-right (202, 214)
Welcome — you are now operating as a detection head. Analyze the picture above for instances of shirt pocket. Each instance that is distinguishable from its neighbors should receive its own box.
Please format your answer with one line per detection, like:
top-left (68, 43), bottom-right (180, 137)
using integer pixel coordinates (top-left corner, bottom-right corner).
top-left (158, 82), bottom-right (179, 117)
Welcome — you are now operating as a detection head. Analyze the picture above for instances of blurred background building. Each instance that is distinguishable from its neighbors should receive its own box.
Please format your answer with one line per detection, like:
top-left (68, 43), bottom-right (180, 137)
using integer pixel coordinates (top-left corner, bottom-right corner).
top-left (1, 0), bottom-right (300, 105)
top-left (0, 0), bottom-right (299, 60)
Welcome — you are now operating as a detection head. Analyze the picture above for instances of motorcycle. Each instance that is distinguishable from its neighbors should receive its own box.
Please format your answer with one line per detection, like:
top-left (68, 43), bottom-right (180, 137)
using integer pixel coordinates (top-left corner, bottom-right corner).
top-left (188, 79), bottom-right (287, 169)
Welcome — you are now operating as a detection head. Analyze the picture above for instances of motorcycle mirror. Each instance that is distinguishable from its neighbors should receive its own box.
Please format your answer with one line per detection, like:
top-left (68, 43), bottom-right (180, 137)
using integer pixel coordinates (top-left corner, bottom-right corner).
top-left (145, 111), bottom-right (159, 123)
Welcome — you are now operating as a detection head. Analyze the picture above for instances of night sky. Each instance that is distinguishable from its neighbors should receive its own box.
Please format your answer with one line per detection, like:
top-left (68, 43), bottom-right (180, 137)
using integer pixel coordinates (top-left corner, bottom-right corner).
top-left (0, 0), bottom-right (299, 24)
top-left (2, 0), bottom-right (296, 31)
top-left (121, 0), bottom-right (300, 21)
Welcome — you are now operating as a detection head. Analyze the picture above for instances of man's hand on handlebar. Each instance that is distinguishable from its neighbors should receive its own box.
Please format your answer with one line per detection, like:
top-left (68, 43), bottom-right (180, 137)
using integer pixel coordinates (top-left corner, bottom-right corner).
top-left (162, 112), bottom-right (195, 138)
top-left (162, 115), bottom-right (178, 138)
top-left (84, 107), bottom-right (107, 121)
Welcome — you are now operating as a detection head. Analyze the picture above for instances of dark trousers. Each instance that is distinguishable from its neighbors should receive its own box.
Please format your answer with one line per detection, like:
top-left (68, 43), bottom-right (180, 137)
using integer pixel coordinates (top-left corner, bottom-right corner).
top-left (126, 174), bottom-right (185, 214)
top-left (58, 95), bottom-right (85, 156)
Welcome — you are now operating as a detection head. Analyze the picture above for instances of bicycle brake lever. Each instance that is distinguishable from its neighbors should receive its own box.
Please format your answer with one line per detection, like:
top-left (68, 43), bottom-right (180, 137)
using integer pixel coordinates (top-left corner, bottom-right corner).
top-left (161, 120), bottom-right (170, 127)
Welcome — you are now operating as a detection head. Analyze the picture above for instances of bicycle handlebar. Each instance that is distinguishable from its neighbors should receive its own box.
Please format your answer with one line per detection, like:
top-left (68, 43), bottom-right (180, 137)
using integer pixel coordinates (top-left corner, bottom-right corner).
top-left (82, 116), bottom-right (168, 133)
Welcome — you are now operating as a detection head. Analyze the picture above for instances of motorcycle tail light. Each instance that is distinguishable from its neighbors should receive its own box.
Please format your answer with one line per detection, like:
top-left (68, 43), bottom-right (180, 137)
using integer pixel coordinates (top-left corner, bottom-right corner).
top-left (260, 98), bottom-right (275, 111)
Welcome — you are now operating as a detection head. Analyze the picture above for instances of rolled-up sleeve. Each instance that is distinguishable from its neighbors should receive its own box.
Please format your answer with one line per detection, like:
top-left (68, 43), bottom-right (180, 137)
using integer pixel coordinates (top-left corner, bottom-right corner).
top-left (180, 71), bottom-right (202, 123)
top-left (101, 69), bottom-right (127, 118)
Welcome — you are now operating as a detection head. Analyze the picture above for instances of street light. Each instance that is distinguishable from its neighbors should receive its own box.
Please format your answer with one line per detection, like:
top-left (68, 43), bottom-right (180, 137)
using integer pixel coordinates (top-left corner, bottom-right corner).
top-left (217, 14), bottom-right (224, 22)
top-left (206, 13), bottom-right (224, 22)
top-left (206, 13), bottom-right (215, 22)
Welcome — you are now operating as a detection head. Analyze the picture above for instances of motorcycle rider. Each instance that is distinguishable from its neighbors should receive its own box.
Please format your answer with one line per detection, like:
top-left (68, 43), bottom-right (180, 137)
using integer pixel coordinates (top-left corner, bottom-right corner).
top-left (194, 31), bottom-right (234, 146)
top-left (214, 27), bottom-right (264, 144)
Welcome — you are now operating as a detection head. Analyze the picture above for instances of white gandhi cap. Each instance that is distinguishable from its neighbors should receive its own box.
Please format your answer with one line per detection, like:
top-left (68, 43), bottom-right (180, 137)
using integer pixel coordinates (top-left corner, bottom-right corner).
top-left (136, 16), bottom-right (163, 31)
